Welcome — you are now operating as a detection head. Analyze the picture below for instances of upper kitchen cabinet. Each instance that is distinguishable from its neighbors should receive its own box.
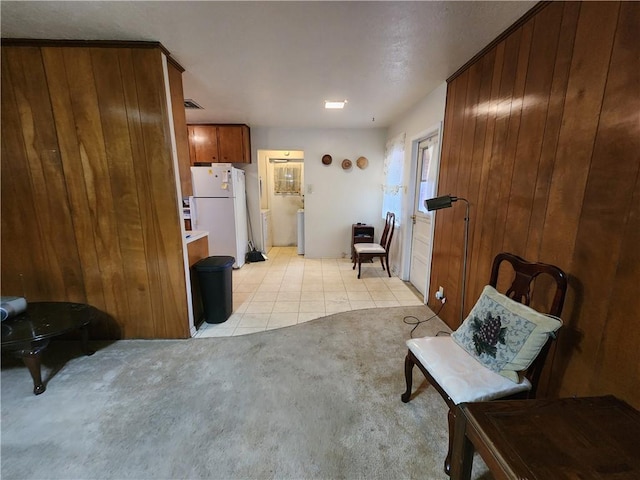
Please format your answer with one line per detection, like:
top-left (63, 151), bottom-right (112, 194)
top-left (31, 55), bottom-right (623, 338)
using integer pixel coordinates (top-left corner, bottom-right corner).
top-left (188, 124), bottom-right (251, 164)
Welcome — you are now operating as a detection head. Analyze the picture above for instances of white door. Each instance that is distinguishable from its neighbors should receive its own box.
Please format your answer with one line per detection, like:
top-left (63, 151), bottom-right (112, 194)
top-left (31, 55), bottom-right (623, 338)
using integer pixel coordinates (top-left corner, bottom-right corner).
top-left (269, 160), bottom-right (304, 247)
top-left (409, 132), bottom-right (440, 301)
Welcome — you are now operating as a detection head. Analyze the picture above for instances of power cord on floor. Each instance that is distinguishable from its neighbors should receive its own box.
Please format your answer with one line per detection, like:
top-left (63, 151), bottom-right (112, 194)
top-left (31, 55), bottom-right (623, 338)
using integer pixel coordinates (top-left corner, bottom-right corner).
top-left (403, 299), bottom-right (447, 338)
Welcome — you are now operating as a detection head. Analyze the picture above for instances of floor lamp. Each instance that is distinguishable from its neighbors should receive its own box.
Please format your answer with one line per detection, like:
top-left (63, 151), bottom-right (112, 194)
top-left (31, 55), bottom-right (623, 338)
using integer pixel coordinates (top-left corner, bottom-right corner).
top-left (425, 195), bottom-right (470, 325)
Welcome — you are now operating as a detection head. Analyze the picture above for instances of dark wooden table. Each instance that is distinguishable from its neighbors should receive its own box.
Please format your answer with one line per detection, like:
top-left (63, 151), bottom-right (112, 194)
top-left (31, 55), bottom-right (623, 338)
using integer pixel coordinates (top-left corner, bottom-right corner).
top-left (1, 302), bottom-right (97, 395)
top-left (451, 395), bottom-right (640, 480)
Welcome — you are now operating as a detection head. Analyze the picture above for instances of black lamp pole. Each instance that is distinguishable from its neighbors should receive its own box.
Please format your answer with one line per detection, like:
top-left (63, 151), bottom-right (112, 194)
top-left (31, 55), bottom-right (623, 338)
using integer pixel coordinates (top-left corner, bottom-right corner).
top-left (425, 195), bottom-right (470, 325)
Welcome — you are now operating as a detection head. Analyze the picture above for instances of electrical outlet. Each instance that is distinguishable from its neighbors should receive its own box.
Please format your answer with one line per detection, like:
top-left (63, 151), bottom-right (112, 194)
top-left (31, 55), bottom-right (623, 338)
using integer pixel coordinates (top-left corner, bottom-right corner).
top-left (435, 286), bottom-right (445, 300)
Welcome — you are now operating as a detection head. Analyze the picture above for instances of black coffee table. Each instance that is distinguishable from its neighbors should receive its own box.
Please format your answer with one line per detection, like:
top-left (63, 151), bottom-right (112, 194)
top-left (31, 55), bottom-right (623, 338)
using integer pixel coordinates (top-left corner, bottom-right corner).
top-left (1, 302), bottom-right (97, 395)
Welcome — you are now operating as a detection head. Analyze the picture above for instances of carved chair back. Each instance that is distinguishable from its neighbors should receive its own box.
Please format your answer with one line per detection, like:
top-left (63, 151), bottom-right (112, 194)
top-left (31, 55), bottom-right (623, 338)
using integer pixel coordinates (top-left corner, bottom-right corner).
top-left (488, 252), bottom-right (568, 396)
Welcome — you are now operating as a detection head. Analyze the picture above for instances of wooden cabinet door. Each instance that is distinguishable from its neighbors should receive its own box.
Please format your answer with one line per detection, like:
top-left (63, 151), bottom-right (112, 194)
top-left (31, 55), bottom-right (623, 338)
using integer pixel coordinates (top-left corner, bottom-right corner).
top-left (217, 125), bottom-right (244, 163)
top-left (187, 124), bottom-right (251, 164)
top-left (188, 125), bottom-right (219, 163)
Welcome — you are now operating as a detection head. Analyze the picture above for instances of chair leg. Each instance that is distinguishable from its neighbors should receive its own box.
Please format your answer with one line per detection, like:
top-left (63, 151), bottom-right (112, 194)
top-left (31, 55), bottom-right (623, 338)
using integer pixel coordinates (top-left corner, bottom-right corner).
top-left (444, 407), bottom-right (456, 475)
top-left (380, 256), bottom-right (386, 271)
top-left (385, 255), bottom-right (391, 277)
top-left (352, 253), bottom-right (357, 270)
top-left (358, 259), bottom-right (362, 279)
top-left (401, 353), bottom-right (414, 403)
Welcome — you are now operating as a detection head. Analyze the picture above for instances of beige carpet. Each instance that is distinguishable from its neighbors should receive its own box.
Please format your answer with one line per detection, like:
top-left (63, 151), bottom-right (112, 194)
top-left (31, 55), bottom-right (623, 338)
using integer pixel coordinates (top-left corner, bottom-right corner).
top-left (1, 305), bottom-right (491, 479)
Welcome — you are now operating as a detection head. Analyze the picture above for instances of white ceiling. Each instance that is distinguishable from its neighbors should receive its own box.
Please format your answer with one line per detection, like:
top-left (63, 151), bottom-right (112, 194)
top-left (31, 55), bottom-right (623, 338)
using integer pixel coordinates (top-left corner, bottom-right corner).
top-left (1, 1), bottom-right (535, 129)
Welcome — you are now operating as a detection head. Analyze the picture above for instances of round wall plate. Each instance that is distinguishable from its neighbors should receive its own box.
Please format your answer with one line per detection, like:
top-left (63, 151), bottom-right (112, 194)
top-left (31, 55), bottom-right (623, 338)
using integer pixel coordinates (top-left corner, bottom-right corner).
top-left (356, 156), bottom-right (368, 169)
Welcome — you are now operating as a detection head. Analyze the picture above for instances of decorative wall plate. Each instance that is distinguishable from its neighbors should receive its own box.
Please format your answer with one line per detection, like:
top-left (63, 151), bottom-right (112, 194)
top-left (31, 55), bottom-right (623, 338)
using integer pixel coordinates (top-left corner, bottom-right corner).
top-left (356, 156), bottom-right (368, 169)
top-left (342, 159), bottom-right (352, 170)
top-left (322, 154), bottom-right (332, 165)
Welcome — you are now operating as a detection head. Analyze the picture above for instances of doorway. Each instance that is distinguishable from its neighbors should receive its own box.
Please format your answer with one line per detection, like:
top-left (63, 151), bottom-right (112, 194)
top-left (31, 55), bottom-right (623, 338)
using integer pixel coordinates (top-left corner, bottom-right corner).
top-left (258, 150), bottom-right (304, 251)
top-left (408, 129), bottom-right (441, 301)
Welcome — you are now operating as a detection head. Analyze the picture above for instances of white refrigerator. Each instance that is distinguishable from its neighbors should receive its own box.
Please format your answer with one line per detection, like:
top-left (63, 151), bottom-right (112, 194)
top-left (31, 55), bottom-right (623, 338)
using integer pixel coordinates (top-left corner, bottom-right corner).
top-left (190, 164), bottom-right (248, 268)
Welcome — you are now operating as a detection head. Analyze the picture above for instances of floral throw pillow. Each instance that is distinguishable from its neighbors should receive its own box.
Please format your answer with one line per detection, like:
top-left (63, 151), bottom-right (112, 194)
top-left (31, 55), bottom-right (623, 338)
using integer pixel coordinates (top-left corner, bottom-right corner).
top-left (451, 285), bottom-right (562, 383)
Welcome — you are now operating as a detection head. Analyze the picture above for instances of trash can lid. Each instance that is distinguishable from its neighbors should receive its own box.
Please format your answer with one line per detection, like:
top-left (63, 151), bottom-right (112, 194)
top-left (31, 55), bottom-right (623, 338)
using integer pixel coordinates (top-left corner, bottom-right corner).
top-left (194, 256), bottom-right (235, 271)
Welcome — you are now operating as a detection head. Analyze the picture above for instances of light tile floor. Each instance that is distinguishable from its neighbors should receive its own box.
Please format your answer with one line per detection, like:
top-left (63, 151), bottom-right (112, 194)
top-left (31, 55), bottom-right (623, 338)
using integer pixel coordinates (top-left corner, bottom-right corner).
top-left (195, 246), bottom-right (424, 337)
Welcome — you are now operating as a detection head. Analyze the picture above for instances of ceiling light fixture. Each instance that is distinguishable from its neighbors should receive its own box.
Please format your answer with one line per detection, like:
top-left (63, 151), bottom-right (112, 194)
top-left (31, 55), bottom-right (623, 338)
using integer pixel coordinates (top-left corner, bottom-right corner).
top-left (325, 100), bottom-right (347, 109)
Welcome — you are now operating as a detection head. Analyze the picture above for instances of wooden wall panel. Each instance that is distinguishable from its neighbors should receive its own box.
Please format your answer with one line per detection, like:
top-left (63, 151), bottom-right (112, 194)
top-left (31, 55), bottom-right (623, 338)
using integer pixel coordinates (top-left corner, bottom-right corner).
top-left (91, 48), bottom-right (155, 339)
top-left (552, 0), bottom-right (640, 401)
top-left (1, 47), bottom-right (84, 301)
top-left (130, 49), bottom-right (187, 338)
top-left (167, 62), bottom-right (192, 198)
top-left (118, 49), bottom-right (167, 338)
top-left (524, 2), bottom-right (580, 261)
top-left (40, 47), bottom-right (112, 328)
top-left (467, 46), bottom-right (504, 305)
top-left (591, 1), bottom-right (640, 403)
top-left (502, 4), bottom-right (561, 257)
top-left (1, 43), bottom-right (189, 339)
top-left (432, 2), bottom-right (640, 407)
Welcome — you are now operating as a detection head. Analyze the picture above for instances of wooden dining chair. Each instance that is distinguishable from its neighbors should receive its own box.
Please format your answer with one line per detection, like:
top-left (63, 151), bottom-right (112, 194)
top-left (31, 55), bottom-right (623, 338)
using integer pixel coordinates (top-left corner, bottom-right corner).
top-left (401, 252), bottom-right (568, 475)
top-left (352, 212), bottom-right (395, 279)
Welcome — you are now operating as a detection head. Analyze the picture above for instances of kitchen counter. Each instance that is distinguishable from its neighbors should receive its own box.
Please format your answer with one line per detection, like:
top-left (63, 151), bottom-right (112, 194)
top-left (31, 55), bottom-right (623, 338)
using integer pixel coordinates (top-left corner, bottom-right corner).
top-left (185, 230), bottom-right (208, 244)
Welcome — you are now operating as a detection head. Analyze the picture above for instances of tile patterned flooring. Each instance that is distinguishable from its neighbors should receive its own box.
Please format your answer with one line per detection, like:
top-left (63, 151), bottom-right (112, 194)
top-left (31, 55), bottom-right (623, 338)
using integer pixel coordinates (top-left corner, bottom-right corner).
top-left (195, 246), bottom-right (424, 337)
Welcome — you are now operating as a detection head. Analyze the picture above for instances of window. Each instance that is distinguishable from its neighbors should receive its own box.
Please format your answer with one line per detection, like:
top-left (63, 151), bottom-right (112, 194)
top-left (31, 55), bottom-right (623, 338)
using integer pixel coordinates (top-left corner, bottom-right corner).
top-left (273, 163), bottom-right (302, 194)
top-left (416, 133), bottom-right (439, 215)
top-left (382, 132), bottom-right (406, 220)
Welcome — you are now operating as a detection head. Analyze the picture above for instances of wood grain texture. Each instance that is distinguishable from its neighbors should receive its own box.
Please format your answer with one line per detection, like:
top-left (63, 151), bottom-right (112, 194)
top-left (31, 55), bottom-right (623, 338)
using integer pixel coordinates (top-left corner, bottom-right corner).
top-left (590, 0), bottom-right (640, 405)
top-left (1, 44), bottom-right (190, 339)
top-left (129, 48), bottom-right (188, 338)
top-left (91, 47), bottom-right (154, 338)
top-left (187, 237), bottom-right (209, 267)
top-left (188, 125), bottom-right (219, 163)
top-left (187, 237), bottom-right (209, 330)
top-left (168, 62), bottom-right (192, 197)
top-left (432, 2), bottom-right (640, 407)
top-left (524, 2), bottom-right (580, 262)
top-left (217, 125), bottom-right (244, 163)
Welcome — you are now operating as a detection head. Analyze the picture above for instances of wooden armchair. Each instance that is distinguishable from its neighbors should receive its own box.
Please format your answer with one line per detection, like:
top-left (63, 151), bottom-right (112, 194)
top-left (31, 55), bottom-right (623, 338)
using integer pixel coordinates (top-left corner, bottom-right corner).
top-left (401, 252), bottom-right (567, 475)
top-left (352, 212), bottom-right (395, 279)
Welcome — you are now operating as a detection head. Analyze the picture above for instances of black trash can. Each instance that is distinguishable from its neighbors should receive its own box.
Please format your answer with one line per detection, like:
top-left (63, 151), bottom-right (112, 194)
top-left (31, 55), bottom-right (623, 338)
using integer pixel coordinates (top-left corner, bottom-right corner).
top-left (194, 256), bottom-right (235, 324)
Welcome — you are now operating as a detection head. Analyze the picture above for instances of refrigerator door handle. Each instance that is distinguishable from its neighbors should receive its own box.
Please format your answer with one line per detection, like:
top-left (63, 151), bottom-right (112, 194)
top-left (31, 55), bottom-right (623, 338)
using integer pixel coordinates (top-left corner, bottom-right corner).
top-left (189, 196), bottom-right (197, 229)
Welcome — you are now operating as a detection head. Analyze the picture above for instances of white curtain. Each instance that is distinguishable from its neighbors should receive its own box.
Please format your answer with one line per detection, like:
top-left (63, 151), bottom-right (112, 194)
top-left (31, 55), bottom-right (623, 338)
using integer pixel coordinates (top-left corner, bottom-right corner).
top-left (382, 132), bottom-right (406, 220)
top-left (273, 163), bottom-right (301, 194)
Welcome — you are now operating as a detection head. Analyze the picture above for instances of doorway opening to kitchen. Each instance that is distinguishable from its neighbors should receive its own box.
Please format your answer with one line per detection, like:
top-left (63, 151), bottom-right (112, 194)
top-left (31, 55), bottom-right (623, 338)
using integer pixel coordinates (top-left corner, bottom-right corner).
top-left (258, 150), bottom-right (305, 255)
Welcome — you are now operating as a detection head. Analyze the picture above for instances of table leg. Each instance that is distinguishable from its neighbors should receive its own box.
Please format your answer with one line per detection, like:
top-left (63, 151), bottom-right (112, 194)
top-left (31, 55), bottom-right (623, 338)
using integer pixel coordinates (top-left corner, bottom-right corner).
top-left (80, 325), bottom-right (95, 356)
top-left (451, 405), bottom-right (474, 480)
top-left (21, 353), bottom-right (45, 395)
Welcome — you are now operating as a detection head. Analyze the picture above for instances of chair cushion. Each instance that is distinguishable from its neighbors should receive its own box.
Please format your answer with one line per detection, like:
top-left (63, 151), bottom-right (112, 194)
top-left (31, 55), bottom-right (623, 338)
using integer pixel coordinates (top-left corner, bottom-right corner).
top-left (451, 285), bottom-right (562, 382)
top-left (406, 336), bottom-right (531, 405)
top-left (354, 243), bottom-right (385, 254)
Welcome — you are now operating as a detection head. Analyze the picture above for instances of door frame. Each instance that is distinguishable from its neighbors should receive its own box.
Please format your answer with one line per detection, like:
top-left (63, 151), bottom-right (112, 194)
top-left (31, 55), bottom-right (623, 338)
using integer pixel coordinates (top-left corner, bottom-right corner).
top-left (256, 149), bottom-right (305, 251)
top-left (401, 122), bottom-right (443, 302)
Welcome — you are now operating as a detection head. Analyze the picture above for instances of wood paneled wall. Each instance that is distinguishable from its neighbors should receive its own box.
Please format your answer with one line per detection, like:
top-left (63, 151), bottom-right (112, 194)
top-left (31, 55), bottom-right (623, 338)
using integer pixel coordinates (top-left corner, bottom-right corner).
top-left (1, 43), bottom-right (190, 339)
top-left (167, 60), bottom-right (193, 198)
top-left (430, 2), bottom-right (640, 407)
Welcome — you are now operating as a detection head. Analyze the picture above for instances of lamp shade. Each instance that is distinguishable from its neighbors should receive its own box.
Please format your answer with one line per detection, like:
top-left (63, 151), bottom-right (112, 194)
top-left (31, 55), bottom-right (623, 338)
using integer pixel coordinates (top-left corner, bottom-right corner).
top-left (425, 195), bottom-right (454, 211)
